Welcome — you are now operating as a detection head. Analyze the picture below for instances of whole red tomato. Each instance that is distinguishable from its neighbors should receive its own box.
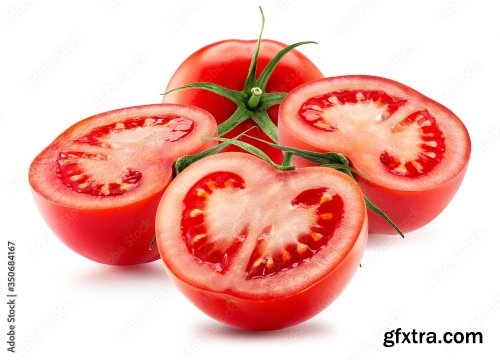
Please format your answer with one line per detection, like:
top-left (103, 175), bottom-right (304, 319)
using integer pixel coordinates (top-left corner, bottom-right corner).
top-left (278, 75), bottom-right (471, 234)
top-left (162, 10), bottom-right (323, 163)
top-left (29, 104), bottom-right (216, 265)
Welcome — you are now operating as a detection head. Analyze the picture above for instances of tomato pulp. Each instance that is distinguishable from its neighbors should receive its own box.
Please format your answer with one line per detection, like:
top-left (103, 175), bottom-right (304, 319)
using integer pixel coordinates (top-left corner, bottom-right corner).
top-left (156, 152), bottom-right (367, 330)
top-left (29, 104), bottom-right (217, 265)
top-left (278, 75), bottom-right (471, 234)
top-left (163, 39), bottom-right (324, 162)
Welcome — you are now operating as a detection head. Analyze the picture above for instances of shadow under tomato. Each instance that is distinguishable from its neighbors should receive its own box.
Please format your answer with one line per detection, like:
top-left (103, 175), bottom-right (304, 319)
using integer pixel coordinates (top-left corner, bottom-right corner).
top-left (366, 233), bottom-right (402, 249)
top-left (366, 222), bottom-right (440, 249)
top-left (192, 319), bottom-right (335, 341)
top-left (77, 260), bottom-right (169, 287)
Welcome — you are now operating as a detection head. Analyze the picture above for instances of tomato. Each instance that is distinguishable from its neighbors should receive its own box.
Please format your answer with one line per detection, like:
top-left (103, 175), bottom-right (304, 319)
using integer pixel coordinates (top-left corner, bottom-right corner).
top-left (156, 152), bottom-right (367, 330)
top-left (278, 75), bottom-right (471, 234)
top-left (29, 104), bottom-right (217, 265)
top-left (162, 39), bottom-right (323, 162)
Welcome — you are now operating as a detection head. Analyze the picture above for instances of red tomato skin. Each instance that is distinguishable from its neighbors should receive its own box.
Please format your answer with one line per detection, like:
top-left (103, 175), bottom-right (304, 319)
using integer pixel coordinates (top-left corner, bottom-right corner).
top-left (31, 186), bottom-right (164, 265)
top-left (278, 118), bottom-right (471, 235)
top-left (166, 218), bottom-right (367, 330)
top-left (356, 164), bottom-right (469, 234)
top-left (163, 39), bottom-right (324, 162)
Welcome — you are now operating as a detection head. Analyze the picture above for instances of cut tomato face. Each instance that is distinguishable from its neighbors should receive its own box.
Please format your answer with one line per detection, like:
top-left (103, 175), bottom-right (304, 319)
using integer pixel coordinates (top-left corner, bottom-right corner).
top-left (278, 75), bottom-right (471, 234)
top-left (156, 152), bottom-right (367, 330)
top-left (29, 104), bottom-right (217, 265)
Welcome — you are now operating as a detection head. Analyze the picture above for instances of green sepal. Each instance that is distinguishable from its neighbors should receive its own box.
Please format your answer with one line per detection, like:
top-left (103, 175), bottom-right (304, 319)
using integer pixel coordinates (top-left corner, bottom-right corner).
top-left (243, 6), bottom-right (265, 90)
top-left (255, 41), bottom-right (317, 91)
top-left (259, 92), bottom-right (287, 108)
top-left (161, 82), bottom-right (244, 103)
top-left (217, 107), bottom-right (251, 137)
top-left (252, 110), bottom-right (278, 142)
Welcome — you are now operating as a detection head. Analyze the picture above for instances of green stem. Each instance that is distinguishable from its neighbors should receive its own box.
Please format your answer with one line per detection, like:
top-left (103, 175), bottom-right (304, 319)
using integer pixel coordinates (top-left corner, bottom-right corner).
top-left (282, 151), bottom-right (293, 168)
top-left (247, 87), bottom-right (263, 109)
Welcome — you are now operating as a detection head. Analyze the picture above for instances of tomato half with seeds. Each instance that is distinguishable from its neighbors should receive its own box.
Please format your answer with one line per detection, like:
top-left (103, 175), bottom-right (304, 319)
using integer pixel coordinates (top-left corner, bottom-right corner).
top-left (29, 104), bottom-right (216, 265)
top-left (156, 152), bottom-right (367, 330)
top-left (278, 75), bottom-right (471, 234)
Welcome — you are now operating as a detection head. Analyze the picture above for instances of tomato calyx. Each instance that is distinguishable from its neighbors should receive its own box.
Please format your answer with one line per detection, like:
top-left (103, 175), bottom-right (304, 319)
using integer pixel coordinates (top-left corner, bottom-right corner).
top-left (161, 7), bottom-right (317, 143)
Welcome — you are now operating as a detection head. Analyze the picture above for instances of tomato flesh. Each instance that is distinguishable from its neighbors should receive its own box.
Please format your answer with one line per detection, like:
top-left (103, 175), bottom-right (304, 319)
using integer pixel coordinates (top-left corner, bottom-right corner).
top-left (29, 104), bottom-right (217, 265)
top-left (156, 152), bottom-right (367, 330)
top-left (299, 90), bottom-right (406, 130)
top-left (279, 75), bottom-right (471, 234)
top-left (55, 116), bottom-right (193, 197)
top-left (246, 188), bottom-right (343, 279)
top-left (378, 110), bottom-right (445, 177)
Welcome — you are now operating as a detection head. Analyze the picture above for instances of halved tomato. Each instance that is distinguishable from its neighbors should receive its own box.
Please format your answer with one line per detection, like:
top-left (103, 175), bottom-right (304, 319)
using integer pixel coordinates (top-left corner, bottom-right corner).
top-left (278, 75), bottom-right (471, 234)
top-left (156, 152), bottom-right (367, 330)
top-left (29, 104), bottom-right (217, 265)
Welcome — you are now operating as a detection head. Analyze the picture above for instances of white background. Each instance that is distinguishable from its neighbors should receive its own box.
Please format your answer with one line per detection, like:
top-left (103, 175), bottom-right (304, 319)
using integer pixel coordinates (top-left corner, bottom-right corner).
top-left (1, 0), bottom-right (499, 359)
